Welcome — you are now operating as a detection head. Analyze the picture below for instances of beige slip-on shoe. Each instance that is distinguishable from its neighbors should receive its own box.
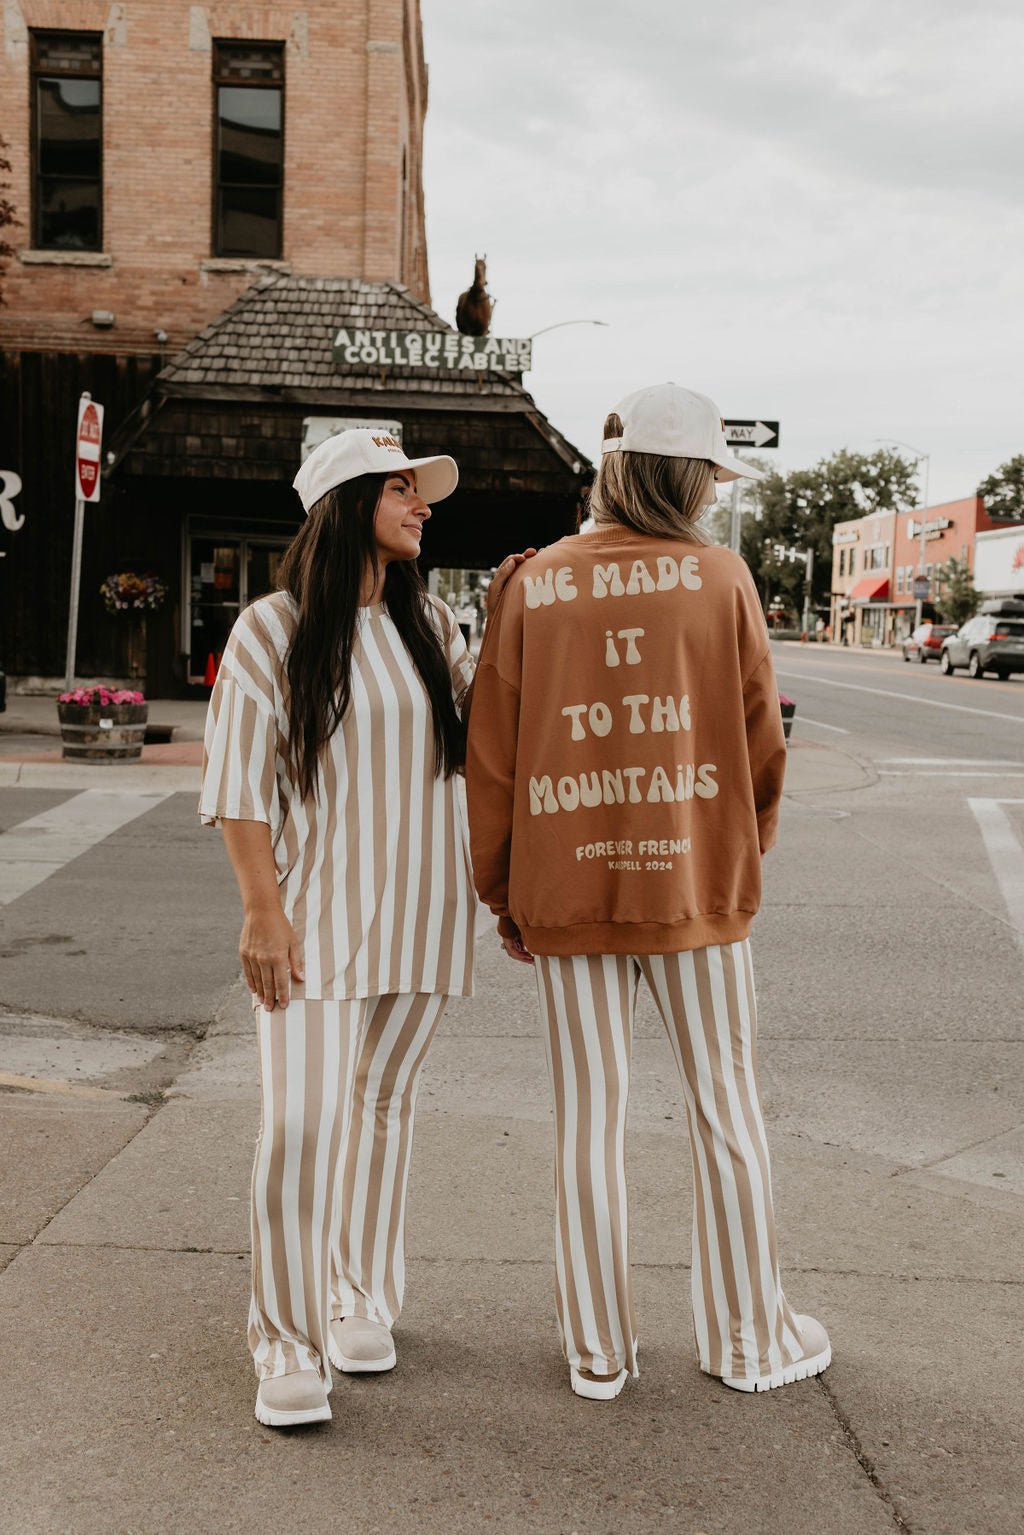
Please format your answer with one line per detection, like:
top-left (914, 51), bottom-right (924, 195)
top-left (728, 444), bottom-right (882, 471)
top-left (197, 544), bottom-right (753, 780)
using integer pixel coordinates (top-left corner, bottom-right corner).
top-left (254, 1369), bottom-right (331, 1427)
top-left (328, 1316), bottom-right (397, 1374)
top-left (570, 1366), bottom-right (629, 1401)
top-left (720, 1314), bottom-right (831, 1393)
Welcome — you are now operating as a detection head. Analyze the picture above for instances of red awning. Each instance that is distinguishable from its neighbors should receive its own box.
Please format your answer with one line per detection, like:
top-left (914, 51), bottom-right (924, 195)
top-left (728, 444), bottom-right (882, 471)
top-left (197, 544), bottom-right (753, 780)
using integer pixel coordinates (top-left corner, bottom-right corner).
top-left (849, 575), bottom-right (889, 603)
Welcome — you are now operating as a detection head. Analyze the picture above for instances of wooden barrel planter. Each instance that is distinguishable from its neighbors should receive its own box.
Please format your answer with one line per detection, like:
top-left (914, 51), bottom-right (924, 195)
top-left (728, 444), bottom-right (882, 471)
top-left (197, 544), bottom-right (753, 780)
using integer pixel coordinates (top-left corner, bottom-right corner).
top-left (57, 702), bottom-right (149, 763)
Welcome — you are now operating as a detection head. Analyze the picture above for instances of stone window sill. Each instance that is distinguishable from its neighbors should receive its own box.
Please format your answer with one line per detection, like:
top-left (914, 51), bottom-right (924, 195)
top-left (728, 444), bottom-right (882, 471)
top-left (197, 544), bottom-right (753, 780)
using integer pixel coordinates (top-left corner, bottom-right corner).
top-left (200, 258), bottom-right (293, 275)
top-left (19, 250), bottom-right (113, 267)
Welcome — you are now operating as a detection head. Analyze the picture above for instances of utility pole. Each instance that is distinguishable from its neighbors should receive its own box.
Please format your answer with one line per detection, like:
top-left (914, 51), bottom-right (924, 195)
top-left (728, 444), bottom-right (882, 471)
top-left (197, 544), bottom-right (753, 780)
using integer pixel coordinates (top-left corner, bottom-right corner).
top-left (914, 453), bottom-right (931, 628)
top-left (729, 475), bottom-right (743, 553)
top-left (801, 546), bottom-right (815, 638)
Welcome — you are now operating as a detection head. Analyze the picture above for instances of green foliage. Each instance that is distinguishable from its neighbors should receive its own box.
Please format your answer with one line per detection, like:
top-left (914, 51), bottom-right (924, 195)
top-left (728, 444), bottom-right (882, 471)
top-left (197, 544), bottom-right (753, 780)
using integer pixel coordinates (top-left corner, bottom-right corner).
top-left (738, 448), bottom-right (920, 613)
top-left (977, 455), bottom-right (1024, 521)
top-left (939, 556), bottom-right (978, 627)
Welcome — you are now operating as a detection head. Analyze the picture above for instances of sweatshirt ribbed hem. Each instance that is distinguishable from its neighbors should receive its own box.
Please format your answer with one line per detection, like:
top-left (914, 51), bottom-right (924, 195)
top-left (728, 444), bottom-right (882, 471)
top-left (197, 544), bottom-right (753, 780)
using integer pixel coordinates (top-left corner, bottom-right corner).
top-left (517, 911), bottom-right (756, 956)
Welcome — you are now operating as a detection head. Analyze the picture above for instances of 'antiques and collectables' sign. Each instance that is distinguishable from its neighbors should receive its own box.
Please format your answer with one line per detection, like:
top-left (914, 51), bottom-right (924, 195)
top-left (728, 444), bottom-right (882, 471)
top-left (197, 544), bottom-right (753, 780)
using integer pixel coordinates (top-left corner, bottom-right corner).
top-left (332, 329), bottom-right (532, 373)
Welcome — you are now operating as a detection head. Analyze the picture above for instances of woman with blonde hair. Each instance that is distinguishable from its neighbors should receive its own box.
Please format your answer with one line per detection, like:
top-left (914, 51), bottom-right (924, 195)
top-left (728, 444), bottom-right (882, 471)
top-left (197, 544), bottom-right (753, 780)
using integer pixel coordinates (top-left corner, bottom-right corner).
top-left (201, 427), bottom-right (527, 1427)
top-left (466, 383), bottom-right (830, 1400)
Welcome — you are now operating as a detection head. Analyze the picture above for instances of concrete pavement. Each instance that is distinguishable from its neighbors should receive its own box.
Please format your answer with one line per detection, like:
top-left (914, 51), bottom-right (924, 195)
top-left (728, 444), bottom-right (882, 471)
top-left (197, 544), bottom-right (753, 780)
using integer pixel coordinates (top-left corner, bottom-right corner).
top-left (1, 732), bottom-right (1022, 1533)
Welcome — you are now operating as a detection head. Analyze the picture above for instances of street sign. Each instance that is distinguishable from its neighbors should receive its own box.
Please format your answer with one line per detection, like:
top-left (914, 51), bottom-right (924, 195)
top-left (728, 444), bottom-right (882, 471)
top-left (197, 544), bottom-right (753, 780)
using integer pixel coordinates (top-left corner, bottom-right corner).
top-left (76, 397), bottom-right (104, 503)
top-left (724, 419), bottom-right (779, 449)
top-left (913, 576), bottom-right (930, 601)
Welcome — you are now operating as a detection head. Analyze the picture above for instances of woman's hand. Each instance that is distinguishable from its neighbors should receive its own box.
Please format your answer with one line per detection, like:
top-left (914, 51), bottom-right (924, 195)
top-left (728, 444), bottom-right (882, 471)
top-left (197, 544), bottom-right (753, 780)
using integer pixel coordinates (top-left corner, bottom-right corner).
top-left (240, 902), bottom-right (305, 1012)
top-left (487, 549), bottom-right (537, 612)
top-left (500, 922), bottom-right (535, 966)
top-left (221, 820), bottom-right (304, 1012)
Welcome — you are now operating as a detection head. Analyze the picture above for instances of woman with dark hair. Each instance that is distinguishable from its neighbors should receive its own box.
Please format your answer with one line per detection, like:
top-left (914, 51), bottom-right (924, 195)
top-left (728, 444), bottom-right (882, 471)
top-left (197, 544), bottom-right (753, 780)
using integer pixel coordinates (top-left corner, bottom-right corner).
top-left (200, 428), bottom-right (527, 1428)
top-left (467, 384), bottom-right (831, 1402)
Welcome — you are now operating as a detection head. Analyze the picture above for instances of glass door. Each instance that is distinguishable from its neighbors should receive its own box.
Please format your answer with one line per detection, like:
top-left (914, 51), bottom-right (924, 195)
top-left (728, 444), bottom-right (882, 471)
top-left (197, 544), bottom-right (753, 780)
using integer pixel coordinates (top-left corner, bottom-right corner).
top-left (187, 533), bottom-right (291, 683)
top-left (190, 538), bottom-right (240, 683)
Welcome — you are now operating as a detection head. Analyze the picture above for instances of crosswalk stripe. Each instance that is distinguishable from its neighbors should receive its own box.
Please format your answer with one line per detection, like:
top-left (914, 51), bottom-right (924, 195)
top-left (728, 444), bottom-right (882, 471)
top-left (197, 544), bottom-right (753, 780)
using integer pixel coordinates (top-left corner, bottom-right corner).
top-left (0, 788), bottom-right (172, 905)
top-left (968, 798), bottom-right (1024, 959)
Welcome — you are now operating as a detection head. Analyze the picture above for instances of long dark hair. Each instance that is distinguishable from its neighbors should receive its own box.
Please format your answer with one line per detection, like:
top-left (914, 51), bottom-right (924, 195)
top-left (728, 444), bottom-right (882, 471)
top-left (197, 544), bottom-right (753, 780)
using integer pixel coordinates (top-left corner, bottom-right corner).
top-left (276, 472), bottom-right (465, 800)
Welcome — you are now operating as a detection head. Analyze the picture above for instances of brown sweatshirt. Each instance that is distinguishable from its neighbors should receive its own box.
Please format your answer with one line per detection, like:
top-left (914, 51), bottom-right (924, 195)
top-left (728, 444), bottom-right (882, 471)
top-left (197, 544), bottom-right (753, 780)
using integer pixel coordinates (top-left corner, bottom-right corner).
top-left (465, 526), bottom-right (787, 955)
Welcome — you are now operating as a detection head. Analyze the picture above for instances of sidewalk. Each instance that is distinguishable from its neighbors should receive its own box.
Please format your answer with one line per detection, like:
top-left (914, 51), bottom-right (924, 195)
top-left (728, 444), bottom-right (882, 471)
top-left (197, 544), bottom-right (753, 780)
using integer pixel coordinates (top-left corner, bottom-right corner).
top-left (0, 960), bottom-right (896, 1535)
top-left (0, 694), bottom-right (209, 740)
top-left (0, 727), bottom-right (872, 795)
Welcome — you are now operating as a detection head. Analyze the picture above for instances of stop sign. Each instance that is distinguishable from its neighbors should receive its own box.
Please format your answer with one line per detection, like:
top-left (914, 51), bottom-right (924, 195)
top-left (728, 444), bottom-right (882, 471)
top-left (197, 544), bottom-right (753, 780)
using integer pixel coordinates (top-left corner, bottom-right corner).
top-left (76, 397), bottom-right (104, 503)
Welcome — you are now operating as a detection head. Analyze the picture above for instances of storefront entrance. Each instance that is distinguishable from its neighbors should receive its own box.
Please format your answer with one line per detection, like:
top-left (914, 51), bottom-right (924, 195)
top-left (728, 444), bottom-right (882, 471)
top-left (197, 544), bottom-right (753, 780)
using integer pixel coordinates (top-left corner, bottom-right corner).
top-left (186, 524), bottom-right (291, 684)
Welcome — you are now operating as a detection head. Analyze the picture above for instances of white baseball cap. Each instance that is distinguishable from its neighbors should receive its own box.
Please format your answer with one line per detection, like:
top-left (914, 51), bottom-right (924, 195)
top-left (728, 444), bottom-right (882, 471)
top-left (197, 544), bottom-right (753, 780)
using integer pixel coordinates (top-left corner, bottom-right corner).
top-left (293, 427), bottom-right (459, 513)
top-left (602, 383), bottom-right (765, 482)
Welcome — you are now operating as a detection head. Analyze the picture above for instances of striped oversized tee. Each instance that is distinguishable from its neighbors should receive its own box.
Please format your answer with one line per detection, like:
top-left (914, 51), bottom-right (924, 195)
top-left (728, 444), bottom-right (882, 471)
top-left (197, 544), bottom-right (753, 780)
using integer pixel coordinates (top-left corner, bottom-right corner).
top-left (199, 590), bottom-right (478, 1000)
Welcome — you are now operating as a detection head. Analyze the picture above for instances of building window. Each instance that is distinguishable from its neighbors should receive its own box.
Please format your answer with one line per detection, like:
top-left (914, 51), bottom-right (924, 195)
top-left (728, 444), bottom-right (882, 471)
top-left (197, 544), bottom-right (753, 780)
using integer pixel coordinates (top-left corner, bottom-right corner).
top-left (895, 566), bottom-right (903, 594)
top-left (213, 41), bottom-right (284, 258)
top-left (31, 31), bottom-right (102, 251)
top-left (838, 548), bottom-right (845, 577)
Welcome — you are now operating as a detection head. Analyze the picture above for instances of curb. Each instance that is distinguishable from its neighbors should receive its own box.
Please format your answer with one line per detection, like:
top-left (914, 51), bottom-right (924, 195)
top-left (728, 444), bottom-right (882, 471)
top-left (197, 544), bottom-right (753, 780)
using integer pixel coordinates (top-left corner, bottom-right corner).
top-left (0, 761), bottom-right (201, 791)
top-left (783, 736), bottom-right (876, 796)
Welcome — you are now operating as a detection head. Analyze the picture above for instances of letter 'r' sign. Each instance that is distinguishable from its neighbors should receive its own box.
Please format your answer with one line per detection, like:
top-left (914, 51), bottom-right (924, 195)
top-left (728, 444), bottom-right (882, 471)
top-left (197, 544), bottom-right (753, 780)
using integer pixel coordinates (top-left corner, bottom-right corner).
top-left (0, 470), bottom-right (24, 531)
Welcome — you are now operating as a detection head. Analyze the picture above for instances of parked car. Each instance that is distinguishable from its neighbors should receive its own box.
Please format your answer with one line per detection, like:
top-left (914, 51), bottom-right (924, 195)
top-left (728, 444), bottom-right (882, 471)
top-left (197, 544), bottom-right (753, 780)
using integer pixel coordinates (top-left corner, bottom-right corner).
top-left (902, 622), bottom-right (956, 663)
top-left (940, 603), bottom-right (1024, 679)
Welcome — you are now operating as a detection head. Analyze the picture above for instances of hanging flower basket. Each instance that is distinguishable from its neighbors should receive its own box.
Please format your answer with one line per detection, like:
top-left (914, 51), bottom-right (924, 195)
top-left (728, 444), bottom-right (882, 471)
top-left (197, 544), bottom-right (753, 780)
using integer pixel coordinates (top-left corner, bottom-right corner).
top-left (779, 693), bottom-right (796, 742)
top-left (56, 686), bottom-right (148, 764)
top-left (99, 572), bottom-right (167, 684)
top-left (99, 571), bottom-right (167, 615)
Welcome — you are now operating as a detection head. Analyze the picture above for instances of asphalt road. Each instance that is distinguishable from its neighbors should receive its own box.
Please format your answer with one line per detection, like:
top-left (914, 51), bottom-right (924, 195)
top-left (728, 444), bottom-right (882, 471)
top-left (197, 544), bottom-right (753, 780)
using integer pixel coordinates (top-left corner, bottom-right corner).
top-left (774, 640), bottom-right (1024, 762)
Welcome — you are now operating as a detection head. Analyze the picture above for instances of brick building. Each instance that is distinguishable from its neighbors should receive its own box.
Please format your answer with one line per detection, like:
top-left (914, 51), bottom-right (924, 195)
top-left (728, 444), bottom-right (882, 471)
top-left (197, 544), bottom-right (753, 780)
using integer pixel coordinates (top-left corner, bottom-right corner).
top-left (829, 508), bottom-right (896, 645)
top-left (1, 0), bottom-right (429, 353)
top-left (830, 496), bottom-right (1007, 645)
top-left (0, 1), bottom-right (587, 692)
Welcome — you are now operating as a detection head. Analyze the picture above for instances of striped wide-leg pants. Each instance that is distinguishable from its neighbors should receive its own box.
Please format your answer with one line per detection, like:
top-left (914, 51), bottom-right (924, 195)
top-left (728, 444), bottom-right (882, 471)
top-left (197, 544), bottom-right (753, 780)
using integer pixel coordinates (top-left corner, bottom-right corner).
top-left (249, 992), bottom-right (446, 1385)
top-left (534, 943), bottom-right (803, 1385)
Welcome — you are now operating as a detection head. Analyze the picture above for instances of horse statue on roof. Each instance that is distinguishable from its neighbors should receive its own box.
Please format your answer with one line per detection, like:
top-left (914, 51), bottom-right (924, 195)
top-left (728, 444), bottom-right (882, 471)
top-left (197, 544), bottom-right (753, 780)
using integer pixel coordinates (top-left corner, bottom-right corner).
top-left (455, 256), bottom-right (493, 337)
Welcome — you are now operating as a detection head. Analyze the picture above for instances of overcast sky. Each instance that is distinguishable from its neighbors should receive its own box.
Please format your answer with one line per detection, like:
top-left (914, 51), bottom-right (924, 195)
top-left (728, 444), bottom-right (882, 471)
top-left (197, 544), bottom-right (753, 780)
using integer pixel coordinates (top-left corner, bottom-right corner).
top-left (420, 0), bottom-right (1023, 508)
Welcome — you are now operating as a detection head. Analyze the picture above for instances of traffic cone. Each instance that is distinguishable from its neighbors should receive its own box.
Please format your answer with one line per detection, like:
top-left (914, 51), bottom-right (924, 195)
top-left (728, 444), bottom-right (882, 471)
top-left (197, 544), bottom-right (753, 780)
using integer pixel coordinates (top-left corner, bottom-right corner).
top-left (204, 652), bottom-right (217, 686)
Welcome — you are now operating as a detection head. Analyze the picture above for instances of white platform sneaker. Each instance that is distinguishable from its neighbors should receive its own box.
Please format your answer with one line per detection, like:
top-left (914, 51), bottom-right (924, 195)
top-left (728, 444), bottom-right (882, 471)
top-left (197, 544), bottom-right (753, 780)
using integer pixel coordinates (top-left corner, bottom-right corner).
top-left (328, 1316), bottom-right (397, 1374)
top-left (720, 1314), bottom-right (831, 1393)
top-left (570, 1366), bottom-right (629, 1401)
top-left (254, 1369), bottom-right (331, 1427)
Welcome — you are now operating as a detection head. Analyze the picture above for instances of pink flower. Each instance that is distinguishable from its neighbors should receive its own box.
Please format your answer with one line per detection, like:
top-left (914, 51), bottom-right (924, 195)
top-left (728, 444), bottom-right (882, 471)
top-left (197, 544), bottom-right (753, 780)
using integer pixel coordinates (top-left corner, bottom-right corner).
top-left (58, 686), bottom-right (145, 706)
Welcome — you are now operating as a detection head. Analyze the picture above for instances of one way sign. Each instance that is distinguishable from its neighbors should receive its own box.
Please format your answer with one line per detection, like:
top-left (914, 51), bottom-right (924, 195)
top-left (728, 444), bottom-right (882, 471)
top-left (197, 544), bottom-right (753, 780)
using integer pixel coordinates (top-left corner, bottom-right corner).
top-left (724, 419), bottom-right (779, 449)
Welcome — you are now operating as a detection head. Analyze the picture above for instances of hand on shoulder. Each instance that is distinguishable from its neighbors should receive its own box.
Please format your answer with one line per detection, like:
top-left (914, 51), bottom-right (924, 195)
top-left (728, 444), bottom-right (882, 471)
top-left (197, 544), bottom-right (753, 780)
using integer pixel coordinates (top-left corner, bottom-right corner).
top-left (488, 548), bottom-right (538, 611)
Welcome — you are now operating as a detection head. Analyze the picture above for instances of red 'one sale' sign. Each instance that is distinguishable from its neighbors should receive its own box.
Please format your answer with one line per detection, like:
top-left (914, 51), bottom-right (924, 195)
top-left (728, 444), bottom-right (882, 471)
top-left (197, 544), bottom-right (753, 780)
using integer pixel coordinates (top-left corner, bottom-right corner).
top-left (76, 398), bottom-right (104, 503)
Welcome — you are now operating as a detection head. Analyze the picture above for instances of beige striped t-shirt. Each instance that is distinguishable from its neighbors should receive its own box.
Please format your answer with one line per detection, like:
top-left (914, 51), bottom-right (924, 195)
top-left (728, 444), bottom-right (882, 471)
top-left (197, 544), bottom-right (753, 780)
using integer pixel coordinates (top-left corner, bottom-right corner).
top-left (199, 590), bottom-right (478, 1000)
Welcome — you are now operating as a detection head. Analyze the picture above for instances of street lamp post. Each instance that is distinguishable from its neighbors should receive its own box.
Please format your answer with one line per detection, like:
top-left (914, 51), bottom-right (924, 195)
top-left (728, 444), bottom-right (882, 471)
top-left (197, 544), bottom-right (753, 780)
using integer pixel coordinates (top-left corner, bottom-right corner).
top-left (527, 319), bottom-right (609, 340)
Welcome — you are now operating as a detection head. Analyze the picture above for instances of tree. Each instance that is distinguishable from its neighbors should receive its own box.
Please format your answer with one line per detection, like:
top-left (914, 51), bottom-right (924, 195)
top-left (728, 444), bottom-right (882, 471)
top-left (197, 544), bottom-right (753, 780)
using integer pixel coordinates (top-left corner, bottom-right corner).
top-left (738, 448), bottom-right (920, 615)
top-left (0, 134), bottom-right (19, 305)
top-left (938, 556), bottom-right (978, 627)
top-left (977, 456), bottom-right (1024, 521)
